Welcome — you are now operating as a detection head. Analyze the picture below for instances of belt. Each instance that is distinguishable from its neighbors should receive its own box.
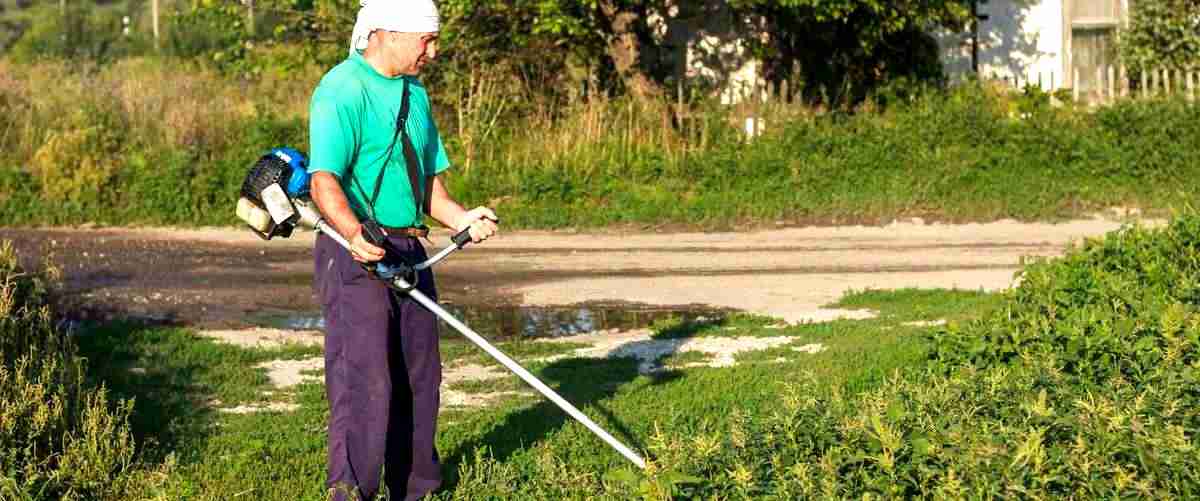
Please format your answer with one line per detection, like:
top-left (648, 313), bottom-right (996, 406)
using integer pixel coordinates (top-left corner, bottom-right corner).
top-left (380, 225), bottom-right (430, 238)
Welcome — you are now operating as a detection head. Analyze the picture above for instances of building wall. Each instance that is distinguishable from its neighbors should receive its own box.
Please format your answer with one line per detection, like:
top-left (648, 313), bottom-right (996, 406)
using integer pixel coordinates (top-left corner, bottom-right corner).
top-left (938, 0), bottom-right (1067, 90)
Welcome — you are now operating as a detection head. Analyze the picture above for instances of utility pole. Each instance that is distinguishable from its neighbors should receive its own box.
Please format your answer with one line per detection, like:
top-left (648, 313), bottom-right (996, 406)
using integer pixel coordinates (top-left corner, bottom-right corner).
top-left (245, 0), bottom-right (255, 35)
top-left (152, 0), bottom-right (160, 50)
top-left (971, 0), bottom-right (991, 75)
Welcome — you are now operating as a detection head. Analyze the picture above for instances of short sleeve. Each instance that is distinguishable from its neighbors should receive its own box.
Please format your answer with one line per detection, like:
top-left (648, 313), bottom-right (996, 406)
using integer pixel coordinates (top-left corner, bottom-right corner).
top-left (431, 135), bottom-right (450, 175)
top-left (308, 89), bottom-right (360, 178)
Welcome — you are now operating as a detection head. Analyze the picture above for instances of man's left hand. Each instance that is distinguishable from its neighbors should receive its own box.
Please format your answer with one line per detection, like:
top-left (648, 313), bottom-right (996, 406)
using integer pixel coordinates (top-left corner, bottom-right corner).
top-left (455, 207), bottom-right (499, 243)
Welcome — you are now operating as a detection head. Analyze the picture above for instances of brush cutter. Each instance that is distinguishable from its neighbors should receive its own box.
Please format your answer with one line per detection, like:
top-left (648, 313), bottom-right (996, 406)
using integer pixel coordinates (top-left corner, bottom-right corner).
top-left (235, 148), bottom-right (647, 469)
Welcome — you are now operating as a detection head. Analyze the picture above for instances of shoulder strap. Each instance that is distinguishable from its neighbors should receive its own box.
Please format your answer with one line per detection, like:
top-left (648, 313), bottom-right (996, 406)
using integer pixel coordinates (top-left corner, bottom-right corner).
top-left (355, 79), bottom-right (427, 222)
top-left (396, 81), bottom-right (429, 217)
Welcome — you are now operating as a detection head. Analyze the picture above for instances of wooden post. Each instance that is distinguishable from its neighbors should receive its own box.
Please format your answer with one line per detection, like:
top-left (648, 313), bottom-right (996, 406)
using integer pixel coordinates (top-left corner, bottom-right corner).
top-left (1142, 70), bottom-right (1149, 98)
top-left (1188, 71), bottom-right (1195, 102)
top-left (1096, 66), bottom-right (1104, 103)
top-left (1073, 68), bottom-right (1080, 102)
top-left (247, 0), bottom-right (255, 35)
top-left (1152, 69), bottom-right (1159, 96)
top-left (151, 0), bottom-right (160, 50)
top-left (1107, 65), bottom-right (1115, 103)
top-left (1164, 68), bottom-right (1171, 95)
top-left (1120, 65), bottom-right (1128, 98)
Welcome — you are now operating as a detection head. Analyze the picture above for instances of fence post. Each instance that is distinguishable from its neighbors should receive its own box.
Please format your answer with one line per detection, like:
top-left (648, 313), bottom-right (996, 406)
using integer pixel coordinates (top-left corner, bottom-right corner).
top-left (1073, 68), bottom-right (1080, 102)
top-left (1142, 70), bottom-right (1149, 98)
top-left (1164, 68), bottom-right (1172, 95)
top-left (1107, 65), bottom-right (1116, 103)
top-left (1189, 71), bottom-right (1196, 103)
top-left (151, 0), bottom-right (160, 50)
top-left (1120, 65), bottom-right (1128, 98)
top-left (1152, 69), bottom-right (1159, 96)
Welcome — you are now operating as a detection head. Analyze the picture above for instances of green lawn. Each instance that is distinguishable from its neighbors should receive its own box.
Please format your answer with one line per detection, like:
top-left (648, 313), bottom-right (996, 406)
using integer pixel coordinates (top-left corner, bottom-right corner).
top-left (74, 289), bottom-right (999, 499)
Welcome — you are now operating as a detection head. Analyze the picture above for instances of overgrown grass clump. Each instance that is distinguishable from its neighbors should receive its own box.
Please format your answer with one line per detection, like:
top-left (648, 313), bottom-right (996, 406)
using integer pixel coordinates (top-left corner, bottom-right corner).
top-left (441, 217), bottom-right (1200, 498)
top-left (1, 57), bottom-right (1198, 228)
top-left (0, 242), bottom-right (167, 499)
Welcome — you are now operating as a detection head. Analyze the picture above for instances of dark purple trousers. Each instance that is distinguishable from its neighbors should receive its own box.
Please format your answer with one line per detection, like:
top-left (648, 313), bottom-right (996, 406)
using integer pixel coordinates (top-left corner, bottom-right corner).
top-left (315, 233), bottom-right (442, 501)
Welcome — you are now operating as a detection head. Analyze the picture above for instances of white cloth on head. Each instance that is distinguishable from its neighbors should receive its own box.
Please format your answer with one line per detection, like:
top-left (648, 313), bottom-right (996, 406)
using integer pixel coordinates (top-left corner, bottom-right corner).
top-left (349, 0), bottom-right (440, 56)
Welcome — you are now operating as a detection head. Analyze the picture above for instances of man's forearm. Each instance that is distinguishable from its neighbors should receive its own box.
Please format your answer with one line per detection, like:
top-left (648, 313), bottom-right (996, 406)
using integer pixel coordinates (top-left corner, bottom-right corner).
top-left (427, 175), bottom-right (468, 229)
top-left (311, 172), bottom-right (363, 240)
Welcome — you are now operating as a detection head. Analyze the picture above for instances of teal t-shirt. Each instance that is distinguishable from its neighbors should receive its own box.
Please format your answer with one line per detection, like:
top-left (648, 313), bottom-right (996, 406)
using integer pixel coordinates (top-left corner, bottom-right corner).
top-left (307, 51), bottom-right (450, 228)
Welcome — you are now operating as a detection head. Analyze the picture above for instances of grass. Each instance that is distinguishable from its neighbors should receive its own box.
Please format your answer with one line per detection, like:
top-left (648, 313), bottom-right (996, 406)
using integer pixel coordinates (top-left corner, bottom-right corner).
top-left (68, 288), bottom-right (981, 499)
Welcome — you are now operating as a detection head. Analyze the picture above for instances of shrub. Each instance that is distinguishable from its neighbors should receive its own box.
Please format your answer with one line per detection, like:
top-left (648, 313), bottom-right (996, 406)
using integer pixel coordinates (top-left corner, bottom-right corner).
top-left (931, 216), bottom-right (1200, 386)
top-left (447, 217), bottom-right (1200, 499)
top-left (0, 241), bottom-right (160, 500)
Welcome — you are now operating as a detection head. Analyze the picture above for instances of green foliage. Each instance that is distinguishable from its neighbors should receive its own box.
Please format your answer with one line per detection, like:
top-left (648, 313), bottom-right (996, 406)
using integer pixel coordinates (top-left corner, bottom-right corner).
top-left (6, 3), bottom-right (152, 64)
top-left (1119, 0), bottom-right (1200, 72)
top-left (2, 65), bottom-right (1199, 229)
top-left (0, 242), bottom-right (164, 500)
top-left (733, 0), bottom-right (972, 105)
top-left (437, 218), bottom-right (1200, 498)
top-left (932, 216), bottom-right (1200, 384)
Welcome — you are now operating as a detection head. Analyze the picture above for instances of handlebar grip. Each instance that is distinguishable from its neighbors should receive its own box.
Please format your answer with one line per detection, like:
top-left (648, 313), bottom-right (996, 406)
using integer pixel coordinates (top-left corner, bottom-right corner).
top-left (452, 228), bottom-right (473, 248)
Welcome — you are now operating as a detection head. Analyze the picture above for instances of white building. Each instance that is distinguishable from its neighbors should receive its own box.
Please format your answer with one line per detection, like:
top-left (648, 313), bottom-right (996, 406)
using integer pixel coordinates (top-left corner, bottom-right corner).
top-left (938, 0), bottom-right (1130, 93)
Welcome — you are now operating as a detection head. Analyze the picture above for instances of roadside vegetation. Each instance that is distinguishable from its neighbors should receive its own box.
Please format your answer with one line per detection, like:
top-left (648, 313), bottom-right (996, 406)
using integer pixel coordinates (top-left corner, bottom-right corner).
top-left (1, 59), bottom-right (1198, 229)
top-left (8, 214), bottom-right (1200, 498)
top-left (0, 242), bottom-right (167, 499)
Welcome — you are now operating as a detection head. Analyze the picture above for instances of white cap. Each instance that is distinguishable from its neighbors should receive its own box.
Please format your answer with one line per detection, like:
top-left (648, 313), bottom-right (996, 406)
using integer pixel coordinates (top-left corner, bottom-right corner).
top-left (349, 0), bottom-right (440, 56)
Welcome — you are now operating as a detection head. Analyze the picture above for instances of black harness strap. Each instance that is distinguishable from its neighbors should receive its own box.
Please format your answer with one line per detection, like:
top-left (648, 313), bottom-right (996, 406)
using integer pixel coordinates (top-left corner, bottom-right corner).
top-left (352, 79), bottom-right (426, 223)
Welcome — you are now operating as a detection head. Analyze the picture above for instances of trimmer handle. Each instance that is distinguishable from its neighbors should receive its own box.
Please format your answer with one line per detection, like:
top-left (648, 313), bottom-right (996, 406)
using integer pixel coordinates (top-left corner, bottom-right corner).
top-left (451, 216), bottom-right (499, 249)
top-left (452, 228), bottom-right (473, 248)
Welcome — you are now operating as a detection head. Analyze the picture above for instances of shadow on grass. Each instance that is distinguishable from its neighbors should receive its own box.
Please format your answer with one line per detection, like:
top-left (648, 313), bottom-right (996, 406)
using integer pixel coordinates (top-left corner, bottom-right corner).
top-left (438, 319), bottom-right (725, 490)
top-left (74, 321), bottom-right (220, 463)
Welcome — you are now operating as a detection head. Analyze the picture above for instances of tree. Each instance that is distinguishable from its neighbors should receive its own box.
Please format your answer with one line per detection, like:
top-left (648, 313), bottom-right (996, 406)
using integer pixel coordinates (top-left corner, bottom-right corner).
top-left (731, 0), bottom-right (974, 105)
top-left (438, 0), bottom-right (664, 98)
top-left (177, 0), bottom-right (976, 103)
top-left (1120, 0), bottom-right (1200, 72)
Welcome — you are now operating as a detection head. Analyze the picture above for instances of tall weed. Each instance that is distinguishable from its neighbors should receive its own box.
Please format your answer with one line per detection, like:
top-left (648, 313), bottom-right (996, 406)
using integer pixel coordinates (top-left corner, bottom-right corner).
top-left (0, 242), bottom-right (164, 499)
top-left (447, 216), bottom-right (1200, 498)
top-left (1, 58), bottom-right (1199, 228)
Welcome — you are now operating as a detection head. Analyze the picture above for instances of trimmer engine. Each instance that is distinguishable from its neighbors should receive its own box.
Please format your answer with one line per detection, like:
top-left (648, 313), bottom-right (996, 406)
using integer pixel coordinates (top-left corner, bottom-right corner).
top-left (236, 147), bottom-right (318, 240)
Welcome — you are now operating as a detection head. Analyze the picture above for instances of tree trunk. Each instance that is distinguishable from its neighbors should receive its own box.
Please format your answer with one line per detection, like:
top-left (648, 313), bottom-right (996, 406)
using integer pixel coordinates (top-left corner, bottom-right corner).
top-left (599, 0), bottom-right (661, 98)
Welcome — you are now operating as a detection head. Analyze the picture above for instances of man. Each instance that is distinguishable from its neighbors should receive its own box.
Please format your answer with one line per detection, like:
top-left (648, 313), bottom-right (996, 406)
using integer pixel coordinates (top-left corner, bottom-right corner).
top-left (307, 1), bottom-right (498, 499)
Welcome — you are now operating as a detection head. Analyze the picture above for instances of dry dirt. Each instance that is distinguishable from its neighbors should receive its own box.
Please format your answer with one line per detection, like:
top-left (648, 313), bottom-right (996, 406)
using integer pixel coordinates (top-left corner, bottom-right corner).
top-left (0, 214), bottom-right (1148, 327)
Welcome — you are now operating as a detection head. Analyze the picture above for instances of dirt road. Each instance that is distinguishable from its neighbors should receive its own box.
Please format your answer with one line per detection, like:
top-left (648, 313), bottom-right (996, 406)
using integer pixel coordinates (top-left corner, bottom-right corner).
top-left (0, 216), bottom-right (1146, 327)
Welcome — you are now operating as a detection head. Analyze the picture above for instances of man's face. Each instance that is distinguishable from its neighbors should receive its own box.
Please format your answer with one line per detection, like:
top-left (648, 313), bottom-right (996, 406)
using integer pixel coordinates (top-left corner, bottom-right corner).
top-left (380, 31), bottom-right (439, 75)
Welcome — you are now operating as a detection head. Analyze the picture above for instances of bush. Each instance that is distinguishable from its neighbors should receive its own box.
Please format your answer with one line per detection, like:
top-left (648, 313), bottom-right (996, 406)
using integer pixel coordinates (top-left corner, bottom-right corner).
top-left (1119, 0), bottom-right (1200, 72)
top-left (6, 3), bottom-right (150, 64)
top-left (445, 217), bottom-right (1200, 498)
top-left (0, 241), bottom-right (161, 499)
top-left (932, 217), bottom-right (1200, 384)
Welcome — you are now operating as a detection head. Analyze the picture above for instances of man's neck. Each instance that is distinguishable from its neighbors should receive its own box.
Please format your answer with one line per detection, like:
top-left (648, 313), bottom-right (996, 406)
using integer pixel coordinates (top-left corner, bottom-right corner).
top-left (361, 49), bottom-right (403, 78)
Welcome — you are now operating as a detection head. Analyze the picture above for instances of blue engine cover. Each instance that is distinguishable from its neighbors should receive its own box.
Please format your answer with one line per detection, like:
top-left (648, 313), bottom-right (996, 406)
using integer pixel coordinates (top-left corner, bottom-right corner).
top-left (270, 147), bottom-right (310, 196)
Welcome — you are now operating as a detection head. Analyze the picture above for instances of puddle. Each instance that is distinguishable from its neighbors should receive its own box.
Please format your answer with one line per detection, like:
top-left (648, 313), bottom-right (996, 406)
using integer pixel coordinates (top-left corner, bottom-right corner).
top-left (249, 303), bottom-right (729, 339)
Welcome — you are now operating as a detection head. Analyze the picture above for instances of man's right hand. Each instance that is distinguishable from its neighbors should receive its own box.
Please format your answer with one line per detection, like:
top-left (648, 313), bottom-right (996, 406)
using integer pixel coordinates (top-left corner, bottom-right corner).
top-left (349, 228), bottom-right (387, 263)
